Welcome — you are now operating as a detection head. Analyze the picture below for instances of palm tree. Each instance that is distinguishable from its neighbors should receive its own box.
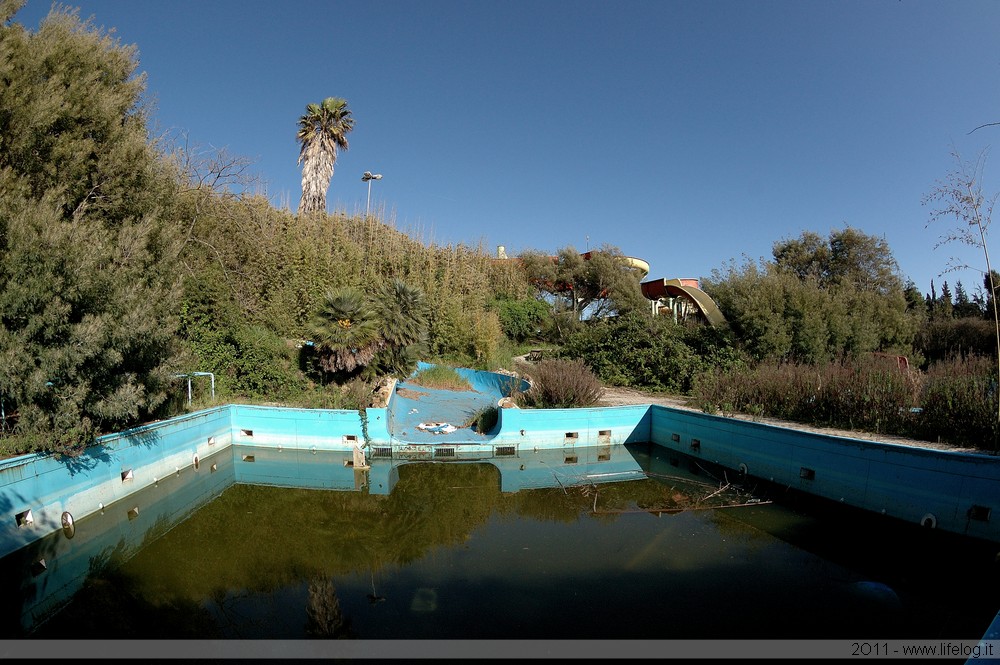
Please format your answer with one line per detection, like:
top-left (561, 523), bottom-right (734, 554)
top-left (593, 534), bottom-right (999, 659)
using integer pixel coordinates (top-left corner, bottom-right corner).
top-left (296, 97), bottom-right (354, 215)
top-left (371, 279), bottom-right (429, 376)
top-left (310, 287), bottom-right (381, 374)
top-left (376, 279), bottom-right (428, 348)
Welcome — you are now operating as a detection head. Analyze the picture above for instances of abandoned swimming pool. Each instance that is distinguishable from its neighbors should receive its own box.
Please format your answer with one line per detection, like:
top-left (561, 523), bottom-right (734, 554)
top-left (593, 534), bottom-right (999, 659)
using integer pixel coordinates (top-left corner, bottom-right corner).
top-left (3, 440), bottom-right (999, 642)
top-left (1, 364), bottom-right (999, 644)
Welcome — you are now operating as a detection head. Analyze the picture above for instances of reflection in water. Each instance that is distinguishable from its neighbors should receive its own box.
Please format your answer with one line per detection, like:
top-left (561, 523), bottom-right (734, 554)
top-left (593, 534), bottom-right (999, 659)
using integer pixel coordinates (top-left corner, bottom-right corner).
top-left (4, 442), bottom-right (999, 640)
top-left (305, 576), bottom-right (353, 638)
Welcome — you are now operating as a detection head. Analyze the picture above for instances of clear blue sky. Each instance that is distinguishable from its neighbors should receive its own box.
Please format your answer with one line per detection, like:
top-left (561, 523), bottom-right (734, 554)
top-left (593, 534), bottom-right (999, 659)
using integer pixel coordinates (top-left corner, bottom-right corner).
top-left (13, 0), bottom-right (1000, 298)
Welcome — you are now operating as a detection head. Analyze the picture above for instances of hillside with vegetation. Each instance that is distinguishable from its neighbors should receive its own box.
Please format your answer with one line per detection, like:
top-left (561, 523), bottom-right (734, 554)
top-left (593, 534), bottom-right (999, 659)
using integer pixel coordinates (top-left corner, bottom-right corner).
top-left (2, 1), bottom-right (998, 458)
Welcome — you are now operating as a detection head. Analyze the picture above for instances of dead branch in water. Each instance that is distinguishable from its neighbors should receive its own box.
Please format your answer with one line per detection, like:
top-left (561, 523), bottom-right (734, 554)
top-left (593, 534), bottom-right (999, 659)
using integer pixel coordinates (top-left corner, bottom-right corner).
top-left (591, 499), bottom-right (772, 516)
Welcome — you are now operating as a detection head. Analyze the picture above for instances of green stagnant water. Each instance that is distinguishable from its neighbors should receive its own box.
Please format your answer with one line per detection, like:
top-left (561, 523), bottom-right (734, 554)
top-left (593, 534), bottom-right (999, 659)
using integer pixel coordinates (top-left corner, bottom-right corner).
top-left (4, 441), bottom-right (999, 640)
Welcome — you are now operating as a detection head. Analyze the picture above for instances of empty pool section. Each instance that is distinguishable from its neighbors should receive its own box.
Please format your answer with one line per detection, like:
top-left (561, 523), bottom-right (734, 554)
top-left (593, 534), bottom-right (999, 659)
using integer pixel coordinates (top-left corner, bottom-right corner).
top-left (2, 363), bottom-right (1000, 566)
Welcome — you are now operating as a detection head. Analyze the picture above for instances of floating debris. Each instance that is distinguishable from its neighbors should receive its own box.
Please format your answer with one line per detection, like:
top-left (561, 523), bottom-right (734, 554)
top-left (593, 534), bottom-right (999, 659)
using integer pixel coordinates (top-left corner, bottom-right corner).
top-left (416, 422), bottom-right (457, 434)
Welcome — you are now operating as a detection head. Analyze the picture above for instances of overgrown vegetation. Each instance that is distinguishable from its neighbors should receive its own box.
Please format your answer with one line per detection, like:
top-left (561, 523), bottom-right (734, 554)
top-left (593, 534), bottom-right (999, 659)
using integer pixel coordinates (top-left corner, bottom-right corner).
top-left (558, 313), bottom-right (747, 393)
top-left (3, 1), bottom-right (1000, 457)
top-left (916, 355), bottom-right (999, 448)
top-left (406, 365), bottom-right (471, 391)
top-left (690, 354), bottom-right (998, 449)
top-left (464, 405), bottom-right (499, 434)
top-left (0, 2), bottom-right (185, 455)
top-left (691, 356), bottom-right (921, 434)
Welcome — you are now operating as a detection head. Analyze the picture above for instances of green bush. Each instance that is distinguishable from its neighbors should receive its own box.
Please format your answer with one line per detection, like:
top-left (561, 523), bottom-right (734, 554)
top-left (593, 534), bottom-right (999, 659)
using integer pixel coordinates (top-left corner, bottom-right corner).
top-left (493, 297), bottom-right (550, 342)
top-left (559, 313), bottom-right (710, 392)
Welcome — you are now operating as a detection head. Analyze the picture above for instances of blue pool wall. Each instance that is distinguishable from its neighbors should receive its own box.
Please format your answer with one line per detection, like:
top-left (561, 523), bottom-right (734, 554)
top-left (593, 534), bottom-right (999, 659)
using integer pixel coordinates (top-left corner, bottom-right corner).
top-left (2, 365), bottom-right (1000, 560)
top-left (648, 406), bottom-right (1000, 544)
top-left (0, 404), bottom-right (380, 560)
top-left (6, 447), bottom-right (236, 632)
top-left (492, 404), bottom-right (652, 448)
top-left (0, 406), bottom-right (233, 558)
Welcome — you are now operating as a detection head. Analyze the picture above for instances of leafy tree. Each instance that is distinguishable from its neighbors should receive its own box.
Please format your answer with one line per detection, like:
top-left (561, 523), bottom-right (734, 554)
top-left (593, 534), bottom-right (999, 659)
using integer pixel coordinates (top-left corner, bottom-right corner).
top-left (519, 244), bottom-right (646, 322)
top-left (296, 97), bottom-right (354, 215)
top-left (771, 230), bottom-right (828, 282)
top-left (772, 227), bottom-right (903, 295)
top-left (703, 260), bottom-right (795, 361)
top-left (705, 253), bottom-right (916, 364)
top-left (492, 296), bottom-right (550, 342)
top-left (0, 2), bottom-right (184, 454)
top-left (903, 279), bottom-right (928, 322)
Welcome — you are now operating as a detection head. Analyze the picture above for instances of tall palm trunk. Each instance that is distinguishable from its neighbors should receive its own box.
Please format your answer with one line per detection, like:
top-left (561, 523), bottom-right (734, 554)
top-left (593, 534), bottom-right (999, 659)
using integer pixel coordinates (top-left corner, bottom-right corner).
top-left (296, 97), bottom-right (354, 215)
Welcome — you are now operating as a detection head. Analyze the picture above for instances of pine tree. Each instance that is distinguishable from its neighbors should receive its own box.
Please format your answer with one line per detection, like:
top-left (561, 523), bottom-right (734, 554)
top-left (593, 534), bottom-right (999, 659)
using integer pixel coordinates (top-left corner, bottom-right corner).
top-left (953, 280), bottom-right (983, 319)
top-left (938, 281), bottom-right (954, 319)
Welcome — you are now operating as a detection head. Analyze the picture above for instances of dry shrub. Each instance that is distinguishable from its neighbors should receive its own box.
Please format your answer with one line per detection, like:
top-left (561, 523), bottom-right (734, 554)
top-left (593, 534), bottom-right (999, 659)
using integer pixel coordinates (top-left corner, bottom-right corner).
top-left (516, 358), bottom-right (602, 408)
top-left (464, 405), bottom-right (499, 434)
top-left (915, 354), bottom-right (999, 450)
top-left (691, 355), bottom-right (922, 435)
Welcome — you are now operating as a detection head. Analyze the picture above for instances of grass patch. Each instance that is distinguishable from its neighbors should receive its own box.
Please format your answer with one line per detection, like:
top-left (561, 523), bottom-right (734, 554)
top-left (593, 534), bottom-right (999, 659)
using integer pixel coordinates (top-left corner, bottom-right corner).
top-left (464, 405), bottom-right (499, 434)
top-left (407, 365), bottom-right (472, 391)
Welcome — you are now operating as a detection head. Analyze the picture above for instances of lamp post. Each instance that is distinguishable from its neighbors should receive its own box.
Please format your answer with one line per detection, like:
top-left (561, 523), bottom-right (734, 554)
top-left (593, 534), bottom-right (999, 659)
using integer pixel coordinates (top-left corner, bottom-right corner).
top-left (362, 171), bottom-right (382, 217)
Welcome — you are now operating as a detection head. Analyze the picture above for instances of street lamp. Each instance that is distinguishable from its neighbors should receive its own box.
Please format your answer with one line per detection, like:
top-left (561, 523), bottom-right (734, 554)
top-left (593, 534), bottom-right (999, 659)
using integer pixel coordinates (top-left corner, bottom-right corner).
top-left (362, 171), bottom-right (382, 217)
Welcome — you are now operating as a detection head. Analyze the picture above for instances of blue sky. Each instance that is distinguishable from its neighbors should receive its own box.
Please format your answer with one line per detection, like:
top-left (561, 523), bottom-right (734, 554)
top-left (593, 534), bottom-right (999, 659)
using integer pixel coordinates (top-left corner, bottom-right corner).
top-left (13, 0), bottom-right (1000, 298)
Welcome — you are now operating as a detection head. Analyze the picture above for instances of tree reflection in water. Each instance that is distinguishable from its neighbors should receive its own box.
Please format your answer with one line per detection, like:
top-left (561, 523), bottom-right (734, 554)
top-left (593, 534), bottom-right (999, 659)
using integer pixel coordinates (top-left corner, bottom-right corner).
top-left (10, 443), bottom-right (1000, 640)
top-left (305, 575), bottom-right (354, 638)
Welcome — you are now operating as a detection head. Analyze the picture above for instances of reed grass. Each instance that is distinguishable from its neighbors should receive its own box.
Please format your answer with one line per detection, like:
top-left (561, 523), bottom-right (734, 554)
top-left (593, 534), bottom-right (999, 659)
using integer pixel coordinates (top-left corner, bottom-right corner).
top-left (691, 354), bottom-right (998, 451)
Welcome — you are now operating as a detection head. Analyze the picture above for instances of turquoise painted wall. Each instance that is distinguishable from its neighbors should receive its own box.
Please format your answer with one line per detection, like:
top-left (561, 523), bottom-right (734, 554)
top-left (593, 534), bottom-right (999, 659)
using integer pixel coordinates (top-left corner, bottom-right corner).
top-left (649, 405), bottom-right (1000, 542)
top-left (0, 407), bottom-right (232, 559)
top-left (492, 404), bottom-right (651, 448)
top-left (0, 405), bottom-right (383, 560)
top-left (4, 447), bottom-right (235, 633)
top-left (229, 405), bottom-right (389, 449)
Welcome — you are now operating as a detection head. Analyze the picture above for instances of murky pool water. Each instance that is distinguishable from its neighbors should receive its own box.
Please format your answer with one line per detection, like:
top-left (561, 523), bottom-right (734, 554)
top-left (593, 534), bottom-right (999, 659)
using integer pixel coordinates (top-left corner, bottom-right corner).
top-left (4, 441), bottom-right (998, 642)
